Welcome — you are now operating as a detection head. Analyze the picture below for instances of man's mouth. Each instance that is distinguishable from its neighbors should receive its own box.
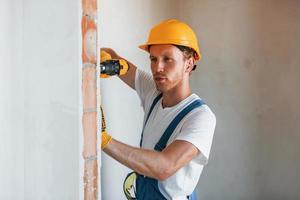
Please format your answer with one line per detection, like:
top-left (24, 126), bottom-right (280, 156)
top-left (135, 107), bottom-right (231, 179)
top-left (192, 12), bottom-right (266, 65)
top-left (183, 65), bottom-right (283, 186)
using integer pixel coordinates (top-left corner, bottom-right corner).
top-left (154, 76), bottom-right (167, 82)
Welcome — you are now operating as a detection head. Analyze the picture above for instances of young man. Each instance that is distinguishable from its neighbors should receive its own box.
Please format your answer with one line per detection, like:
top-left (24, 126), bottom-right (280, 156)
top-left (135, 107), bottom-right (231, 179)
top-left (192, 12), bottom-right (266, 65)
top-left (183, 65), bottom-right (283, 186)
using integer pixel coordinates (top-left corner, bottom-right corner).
top-left (101, 19), bottom-right (216, 200)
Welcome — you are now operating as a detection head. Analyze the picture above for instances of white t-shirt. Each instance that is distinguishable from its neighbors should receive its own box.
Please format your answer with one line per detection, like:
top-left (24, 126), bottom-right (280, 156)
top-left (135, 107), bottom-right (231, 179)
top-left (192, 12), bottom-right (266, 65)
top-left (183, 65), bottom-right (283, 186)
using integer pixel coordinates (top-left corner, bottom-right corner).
top-left (135, 69), bottom-right (216, 200)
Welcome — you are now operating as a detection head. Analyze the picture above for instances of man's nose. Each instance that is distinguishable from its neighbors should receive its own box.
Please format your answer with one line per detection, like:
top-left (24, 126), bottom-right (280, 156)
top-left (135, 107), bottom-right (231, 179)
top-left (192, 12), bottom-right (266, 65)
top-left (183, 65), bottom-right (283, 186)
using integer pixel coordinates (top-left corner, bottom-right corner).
top-left (153, 60), bottom-right (164, 73)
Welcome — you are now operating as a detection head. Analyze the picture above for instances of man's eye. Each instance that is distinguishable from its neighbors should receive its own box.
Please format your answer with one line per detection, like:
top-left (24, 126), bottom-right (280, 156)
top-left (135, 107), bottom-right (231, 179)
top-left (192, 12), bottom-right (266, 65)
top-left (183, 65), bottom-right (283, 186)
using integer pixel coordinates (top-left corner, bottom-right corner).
top-left (150, 57), bottom-right (157, 62)
top-left (164, 57), bottom-right (173, 62)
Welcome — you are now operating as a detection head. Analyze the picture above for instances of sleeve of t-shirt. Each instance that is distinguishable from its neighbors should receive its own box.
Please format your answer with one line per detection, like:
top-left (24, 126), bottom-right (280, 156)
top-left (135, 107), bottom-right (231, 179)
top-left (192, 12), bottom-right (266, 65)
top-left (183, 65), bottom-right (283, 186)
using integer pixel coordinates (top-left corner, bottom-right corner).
top-left (176, 106), bottom-right (216, 165)
top-left (134, 68), bottom-right (157, 110)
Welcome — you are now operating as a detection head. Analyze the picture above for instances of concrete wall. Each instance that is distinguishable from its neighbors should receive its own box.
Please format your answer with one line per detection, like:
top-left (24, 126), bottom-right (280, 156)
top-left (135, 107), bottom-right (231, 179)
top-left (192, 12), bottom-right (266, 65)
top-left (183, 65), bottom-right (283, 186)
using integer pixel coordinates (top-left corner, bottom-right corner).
top-left (176, 0), bottom-right (300, 199)
top-left (0, 0), bottom-right (80, 199)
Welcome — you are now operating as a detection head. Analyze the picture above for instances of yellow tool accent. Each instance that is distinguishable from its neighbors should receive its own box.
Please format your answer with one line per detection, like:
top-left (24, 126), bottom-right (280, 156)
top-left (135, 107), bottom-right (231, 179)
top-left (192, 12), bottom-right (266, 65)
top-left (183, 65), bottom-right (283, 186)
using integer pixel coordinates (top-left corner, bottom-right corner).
top-left (123, 172), bottom-right (137, 200)
top-left (100, 73), bottom-right (110, 78)
top-left (101, 106), bottom-right (106, 132)
top-left (100, 106), bottom-right (112, 149)
top-left (100, 50), bottom-right (129, 78)
top-left (139, 19), bottom-right (201, 61)
top-left (119, 59), bottom-right (129, 76)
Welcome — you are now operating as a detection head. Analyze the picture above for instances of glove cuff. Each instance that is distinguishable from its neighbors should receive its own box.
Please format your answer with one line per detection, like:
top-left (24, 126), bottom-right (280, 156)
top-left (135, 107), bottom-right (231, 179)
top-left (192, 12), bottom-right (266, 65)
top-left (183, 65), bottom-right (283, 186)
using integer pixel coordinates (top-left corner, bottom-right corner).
top-left (101, 131), bottom-right (112, 149)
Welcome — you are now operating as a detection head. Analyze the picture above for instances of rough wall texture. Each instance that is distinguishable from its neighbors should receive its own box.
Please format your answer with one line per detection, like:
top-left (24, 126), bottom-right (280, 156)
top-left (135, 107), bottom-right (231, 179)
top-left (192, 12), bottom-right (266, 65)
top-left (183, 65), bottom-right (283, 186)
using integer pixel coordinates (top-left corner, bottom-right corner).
top-left (81, 0), bottom-right (99, 199)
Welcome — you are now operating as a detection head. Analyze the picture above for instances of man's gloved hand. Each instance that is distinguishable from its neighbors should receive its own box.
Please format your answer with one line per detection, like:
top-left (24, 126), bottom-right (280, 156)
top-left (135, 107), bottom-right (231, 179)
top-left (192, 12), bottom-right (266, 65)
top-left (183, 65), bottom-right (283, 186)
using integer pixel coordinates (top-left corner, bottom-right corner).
top-left (100, 50), bottom-right (112, 62)
top-left (102, 131), bottom-right (112, 149)
top-left (100, 48), bottom-right (129, 78)
top-left (100, 48), bottom-right (121, 60)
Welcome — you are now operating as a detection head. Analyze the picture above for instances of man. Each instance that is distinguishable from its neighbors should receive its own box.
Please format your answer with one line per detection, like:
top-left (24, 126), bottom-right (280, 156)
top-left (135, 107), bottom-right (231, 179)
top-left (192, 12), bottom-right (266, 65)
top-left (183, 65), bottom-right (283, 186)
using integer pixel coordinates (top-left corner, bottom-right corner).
top-left (101, 19), bottom-right (216, 200)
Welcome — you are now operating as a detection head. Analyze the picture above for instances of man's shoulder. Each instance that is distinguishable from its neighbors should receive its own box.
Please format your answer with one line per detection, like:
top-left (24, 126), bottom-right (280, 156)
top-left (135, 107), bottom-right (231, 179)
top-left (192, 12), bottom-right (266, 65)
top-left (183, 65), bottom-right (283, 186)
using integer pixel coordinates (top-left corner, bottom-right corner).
top-left (183, 95), bottom-right (216, 124)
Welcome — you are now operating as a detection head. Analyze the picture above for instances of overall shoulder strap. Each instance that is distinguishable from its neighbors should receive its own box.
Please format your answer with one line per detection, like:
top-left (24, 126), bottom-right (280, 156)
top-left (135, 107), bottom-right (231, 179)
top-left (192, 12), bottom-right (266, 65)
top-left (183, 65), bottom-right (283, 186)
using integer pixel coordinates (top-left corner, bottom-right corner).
top-left (154, 99), bottom-right (205, 151)
top-left (140, 93), bottom-right (163, 147)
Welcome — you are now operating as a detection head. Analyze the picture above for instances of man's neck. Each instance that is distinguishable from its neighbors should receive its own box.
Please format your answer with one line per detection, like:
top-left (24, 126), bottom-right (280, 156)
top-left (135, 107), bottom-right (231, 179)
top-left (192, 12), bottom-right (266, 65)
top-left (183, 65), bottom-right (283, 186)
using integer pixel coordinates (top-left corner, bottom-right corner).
top-left (161, 82), bottom-right (192, 108)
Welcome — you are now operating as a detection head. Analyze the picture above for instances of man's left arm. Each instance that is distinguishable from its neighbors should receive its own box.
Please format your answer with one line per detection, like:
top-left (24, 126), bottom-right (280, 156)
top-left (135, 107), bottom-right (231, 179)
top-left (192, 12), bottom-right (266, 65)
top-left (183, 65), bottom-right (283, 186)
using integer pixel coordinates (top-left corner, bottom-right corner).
top-left (103, 139), bottom-right (199, 181)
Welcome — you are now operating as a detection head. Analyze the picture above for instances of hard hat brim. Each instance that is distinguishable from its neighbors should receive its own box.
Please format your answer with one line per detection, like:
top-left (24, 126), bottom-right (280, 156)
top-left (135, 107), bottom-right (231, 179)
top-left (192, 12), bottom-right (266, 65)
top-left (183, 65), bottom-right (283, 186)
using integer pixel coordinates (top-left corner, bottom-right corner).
top-left (138, 44), bottom-right (149, 52)
top-left (138, 43), bottom-right (201, 61)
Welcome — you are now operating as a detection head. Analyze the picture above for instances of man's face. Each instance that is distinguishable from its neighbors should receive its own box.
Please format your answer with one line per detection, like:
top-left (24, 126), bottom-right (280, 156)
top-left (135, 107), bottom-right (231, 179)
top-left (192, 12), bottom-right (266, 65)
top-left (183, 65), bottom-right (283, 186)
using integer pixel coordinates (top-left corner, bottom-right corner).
top-left (149, 44), bottom-right (192, 93)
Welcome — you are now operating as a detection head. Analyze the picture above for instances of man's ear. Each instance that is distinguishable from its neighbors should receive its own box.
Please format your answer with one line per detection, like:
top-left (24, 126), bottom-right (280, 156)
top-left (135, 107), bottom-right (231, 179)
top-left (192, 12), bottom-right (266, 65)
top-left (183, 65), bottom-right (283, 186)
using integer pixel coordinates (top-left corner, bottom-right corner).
top-left (185, 57), bottom-right (195, 73)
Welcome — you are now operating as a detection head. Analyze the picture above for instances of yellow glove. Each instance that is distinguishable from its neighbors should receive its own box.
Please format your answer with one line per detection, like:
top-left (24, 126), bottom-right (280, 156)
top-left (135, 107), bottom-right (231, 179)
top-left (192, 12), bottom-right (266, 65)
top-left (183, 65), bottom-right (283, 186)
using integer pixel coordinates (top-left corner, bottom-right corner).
top-left (101, 50), bottom-right (112, 62)
top-left (102, 131), bottom-right (112, 149)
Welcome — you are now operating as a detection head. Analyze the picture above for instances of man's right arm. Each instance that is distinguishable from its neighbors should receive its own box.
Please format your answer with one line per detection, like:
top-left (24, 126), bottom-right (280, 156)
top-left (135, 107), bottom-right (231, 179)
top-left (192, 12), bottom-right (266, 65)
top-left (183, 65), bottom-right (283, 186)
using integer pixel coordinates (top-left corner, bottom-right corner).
top-left (101, 48), bottom-right (137, 90)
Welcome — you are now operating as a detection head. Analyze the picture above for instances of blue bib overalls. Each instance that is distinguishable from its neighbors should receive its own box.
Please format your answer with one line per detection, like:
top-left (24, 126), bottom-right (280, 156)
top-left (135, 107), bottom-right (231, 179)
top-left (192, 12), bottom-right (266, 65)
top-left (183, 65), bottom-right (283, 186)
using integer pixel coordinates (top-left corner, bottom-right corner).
top-left (133, 94), bottom-right (204, 200)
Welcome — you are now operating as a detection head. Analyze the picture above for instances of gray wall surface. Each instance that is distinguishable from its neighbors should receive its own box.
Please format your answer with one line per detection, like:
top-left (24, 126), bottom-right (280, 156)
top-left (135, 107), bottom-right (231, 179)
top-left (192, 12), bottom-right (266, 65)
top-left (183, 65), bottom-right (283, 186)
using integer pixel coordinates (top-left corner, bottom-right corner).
top-left (176, 1), bottom-right (300, 199)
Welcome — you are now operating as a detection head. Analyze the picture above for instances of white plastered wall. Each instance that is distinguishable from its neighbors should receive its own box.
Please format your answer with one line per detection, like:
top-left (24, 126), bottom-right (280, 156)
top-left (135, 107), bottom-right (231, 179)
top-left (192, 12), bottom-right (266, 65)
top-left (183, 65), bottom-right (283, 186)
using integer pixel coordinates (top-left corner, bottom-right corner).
top-left (0, 0), bottom-right (24, 199)
top-left (0, 0), bottom-right (80, 199)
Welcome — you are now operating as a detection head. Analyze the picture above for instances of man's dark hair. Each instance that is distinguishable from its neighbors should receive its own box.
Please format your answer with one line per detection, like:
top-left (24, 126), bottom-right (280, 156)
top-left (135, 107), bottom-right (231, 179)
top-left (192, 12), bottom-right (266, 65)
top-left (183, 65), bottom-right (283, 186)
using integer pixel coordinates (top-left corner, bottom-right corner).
top-left (174, 45), bottom-right (197, 71)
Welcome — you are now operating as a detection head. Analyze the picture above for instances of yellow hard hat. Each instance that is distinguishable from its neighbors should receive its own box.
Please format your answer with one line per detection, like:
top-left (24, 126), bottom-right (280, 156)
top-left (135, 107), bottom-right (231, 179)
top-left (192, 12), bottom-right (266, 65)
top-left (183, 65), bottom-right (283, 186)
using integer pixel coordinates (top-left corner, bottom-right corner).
top-left (139, 19), bottom-right (201, 61)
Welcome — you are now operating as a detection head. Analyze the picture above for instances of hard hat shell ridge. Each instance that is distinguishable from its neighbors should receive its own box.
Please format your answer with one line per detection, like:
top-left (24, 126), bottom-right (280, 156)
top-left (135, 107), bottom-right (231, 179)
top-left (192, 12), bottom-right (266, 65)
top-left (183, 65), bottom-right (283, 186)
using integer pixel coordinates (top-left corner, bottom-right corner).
top-left (139, 19), bottom-right (201, 61)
